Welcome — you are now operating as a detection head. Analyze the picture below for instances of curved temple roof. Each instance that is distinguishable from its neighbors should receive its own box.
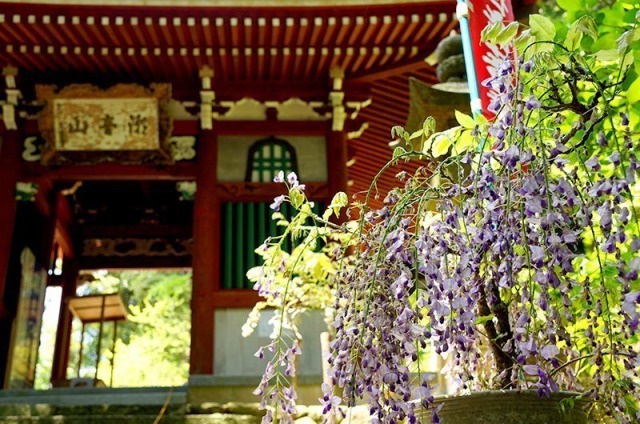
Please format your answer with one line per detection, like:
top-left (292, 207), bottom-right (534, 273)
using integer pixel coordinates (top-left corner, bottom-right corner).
top-left (0, 0), bottom-right (458, 205)
top-left (1, 0), bottom-right (448, 6)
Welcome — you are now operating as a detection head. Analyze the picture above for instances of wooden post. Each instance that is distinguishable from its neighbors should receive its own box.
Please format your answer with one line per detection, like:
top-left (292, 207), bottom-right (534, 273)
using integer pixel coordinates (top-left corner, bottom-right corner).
top-left (0, 131), bottom-right (20, 317)
top-left (326, 129), bottom-right (349, 199)
top-left (0, 129), bottom-right (21, 386)
top-left (77, 323), bottom-right (85, 378)
top-left (94, 295), bottom-right (106, 383)
top-left (190, 129), bottom-right (219, 375)
top-left (110, 321), bottom-right (118, 387)
top-left (50, 257), bottom-right (78, 385)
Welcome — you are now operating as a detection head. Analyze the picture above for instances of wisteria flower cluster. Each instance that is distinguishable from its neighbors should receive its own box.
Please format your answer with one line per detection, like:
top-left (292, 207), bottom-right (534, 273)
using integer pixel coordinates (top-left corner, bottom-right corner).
top-left (248, 10), bottom-right (640, 424)
top-left (243, 172), bottom-right (356, 423)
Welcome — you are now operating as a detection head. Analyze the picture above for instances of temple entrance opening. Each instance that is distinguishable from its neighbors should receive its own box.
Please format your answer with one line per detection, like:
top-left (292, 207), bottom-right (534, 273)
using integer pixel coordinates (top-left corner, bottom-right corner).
top-left (34, 270), bottom-right (192, 389)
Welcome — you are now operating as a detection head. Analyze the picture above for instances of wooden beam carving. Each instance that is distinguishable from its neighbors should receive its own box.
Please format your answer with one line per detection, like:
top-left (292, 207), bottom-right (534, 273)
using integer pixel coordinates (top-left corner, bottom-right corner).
top-left (217, 182), bottom-right (329, 202)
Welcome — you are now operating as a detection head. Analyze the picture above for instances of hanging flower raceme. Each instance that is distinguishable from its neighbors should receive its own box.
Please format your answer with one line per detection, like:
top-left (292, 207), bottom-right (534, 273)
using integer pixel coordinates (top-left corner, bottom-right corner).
top-left (319, 16), bottom-right (640, 423)
top-left (248, 10), bottom-right (640, 424)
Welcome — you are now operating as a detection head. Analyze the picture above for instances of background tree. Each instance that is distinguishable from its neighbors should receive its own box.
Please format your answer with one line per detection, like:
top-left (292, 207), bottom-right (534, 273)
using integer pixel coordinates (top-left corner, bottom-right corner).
top-left (65, 270), bottom-right (191, 387)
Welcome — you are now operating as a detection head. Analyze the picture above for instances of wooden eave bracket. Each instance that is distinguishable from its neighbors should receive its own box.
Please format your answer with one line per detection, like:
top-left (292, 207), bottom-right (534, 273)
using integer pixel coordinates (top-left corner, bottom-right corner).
top-left (347, 121), bottom-right (369, 140)
top-left (2, 66), bottom-right (20, 130)
top-left (329, 67), bottom-right (371, 132)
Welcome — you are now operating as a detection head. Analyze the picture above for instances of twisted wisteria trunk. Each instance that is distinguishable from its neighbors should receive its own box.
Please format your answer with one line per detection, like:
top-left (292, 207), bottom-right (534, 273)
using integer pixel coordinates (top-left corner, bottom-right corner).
top-left (478, 287), bottom-right (514, 389)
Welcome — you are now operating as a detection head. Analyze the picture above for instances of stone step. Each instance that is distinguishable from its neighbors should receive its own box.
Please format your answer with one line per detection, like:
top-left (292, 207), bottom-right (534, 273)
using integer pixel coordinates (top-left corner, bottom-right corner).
top-left (0, 388), bottom-right (187, 407)
top-left (0, 414), bottom-right (263, 423)
top-left (0, 403), bottom-right (186, 417)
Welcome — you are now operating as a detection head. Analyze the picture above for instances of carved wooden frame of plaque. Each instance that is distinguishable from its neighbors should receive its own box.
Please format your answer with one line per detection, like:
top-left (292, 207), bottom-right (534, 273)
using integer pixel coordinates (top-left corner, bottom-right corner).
top-left (36, 83), bottom-right (173, 165)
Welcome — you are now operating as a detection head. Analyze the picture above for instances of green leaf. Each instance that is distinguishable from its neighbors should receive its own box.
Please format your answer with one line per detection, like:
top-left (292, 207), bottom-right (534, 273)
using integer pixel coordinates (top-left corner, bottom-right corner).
top-left (495, 21), bottom-right (519, 47)
top-left (575, 15), bottom-right (597, 40)
top-left (455, 110), bottom-right (475, 129)
top-left (393, 146), bottom-right (406, 159)
top-left (454, 129), bottom-right (474, 153)
top-left (422, 116), bottom-right (436, 137)
top-left (556, 0), bottom-right (583, 11)
top-left (481, 21), bottom-right (503, 43)
top-left (628, 77), bottom-right (640, 104)
top-left (594, 49), bottom-right (620, 62)
top-left (409, 129), bottom-right (424, 140)
top-left (431, 133), bottom-right (453, 157)
top-left (565, 24), bottom-right (583, 50)
top-left (514, 29), bottom-right (533, 53)
top-left (559, 397), bottom-right (575, 414)
top-left (617, 29), bottom-right (633, 54)
top-left (327, 191), bottom-right (349, 218)
top-left (289, 188), bottom-right (304, 209)
top-left (474, 113), bottom-right (488, 126)
top-left (390, 126), bottom-right (406, 140)
top-left (475, 314), bottom-right (495, 325)
top-left (529, 14), bottom-right (556, 42)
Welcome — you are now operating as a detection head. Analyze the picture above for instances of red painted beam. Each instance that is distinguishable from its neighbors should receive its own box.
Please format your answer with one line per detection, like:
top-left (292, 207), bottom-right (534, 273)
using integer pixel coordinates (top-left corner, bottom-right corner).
top-left (23, 118), bottom-right (334, 137)
top-left (81, 224), bottom-right (192, 239)
top-left (215, 120), bottom-right (327, 136)
top-left (78, 255), bottom-right (192, 271)
top-left (20, 161), bottom-right (198, 182)
top-left (217, 182), bottom-right (329, 202)
top-left (211, 290), bottom-right (261, 309)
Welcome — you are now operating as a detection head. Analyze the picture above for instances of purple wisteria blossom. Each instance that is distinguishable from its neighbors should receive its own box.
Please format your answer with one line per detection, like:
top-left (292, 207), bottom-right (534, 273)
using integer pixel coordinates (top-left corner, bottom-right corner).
top-left (249, 18), bottom-right (640, 423)
top-left (270, 194), bottom-right (286, 211)
top-left (317, 49), bottom-right (640, 423)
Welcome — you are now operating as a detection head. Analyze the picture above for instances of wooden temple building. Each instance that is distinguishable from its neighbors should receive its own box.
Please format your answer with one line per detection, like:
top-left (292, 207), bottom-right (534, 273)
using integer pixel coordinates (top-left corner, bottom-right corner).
top-left (0, 0), bottom-right (459, 402)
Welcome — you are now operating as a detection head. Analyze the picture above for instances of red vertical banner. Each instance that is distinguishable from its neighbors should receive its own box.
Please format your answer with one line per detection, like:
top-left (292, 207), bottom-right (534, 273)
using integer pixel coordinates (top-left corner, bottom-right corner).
top-left (468, 0), bottom-right (515, 116)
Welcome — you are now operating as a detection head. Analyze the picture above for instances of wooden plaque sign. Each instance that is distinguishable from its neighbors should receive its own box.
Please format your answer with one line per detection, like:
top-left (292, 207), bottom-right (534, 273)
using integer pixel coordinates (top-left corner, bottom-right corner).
top-left (37, 83), bottom-right (173, 165)
top-left (53, 98), bottom-right (159, 151)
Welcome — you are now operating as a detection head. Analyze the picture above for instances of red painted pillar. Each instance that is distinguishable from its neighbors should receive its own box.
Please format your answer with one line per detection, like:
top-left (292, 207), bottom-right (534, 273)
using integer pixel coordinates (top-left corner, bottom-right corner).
top-left (50, 257), bottom-right (78, 385)
top-left (0, 130), bottom-right (20, 325)
top-left (0, 129), bottom-right (20, 388)
top-left (326, 129), bottom-right (349, 198)
top-left (190, 129), bottom-right (219, 375)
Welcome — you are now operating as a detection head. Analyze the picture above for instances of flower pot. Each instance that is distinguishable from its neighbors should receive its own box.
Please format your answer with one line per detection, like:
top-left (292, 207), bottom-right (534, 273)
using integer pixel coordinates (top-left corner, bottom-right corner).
top-left (425, 390), bottom-right (590, 424)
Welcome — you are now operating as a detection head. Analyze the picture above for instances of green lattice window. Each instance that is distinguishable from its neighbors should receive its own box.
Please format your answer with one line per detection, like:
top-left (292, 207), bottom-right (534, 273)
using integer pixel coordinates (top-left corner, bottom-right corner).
top-left (220, 201), bottom-right (324, 289)
top-left (245, 136), bottom-right (298, 182)
top-left (220, 137), bottom-right (321, 288)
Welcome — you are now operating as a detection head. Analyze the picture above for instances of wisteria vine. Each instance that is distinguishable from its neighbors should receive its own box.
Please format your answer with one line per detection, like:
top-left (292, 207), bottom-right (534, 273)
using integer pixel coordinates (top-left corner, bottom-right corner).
top-left (248, 13), bottom-right (640, 424)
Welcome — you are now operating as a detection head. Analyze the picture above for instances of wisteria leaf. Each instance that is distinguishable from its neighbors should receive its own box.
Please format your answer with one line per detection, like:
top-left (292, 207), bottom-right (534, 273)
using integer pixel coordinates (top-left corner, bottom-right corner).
top-left (454, 129), bottom-right (474, 153)
top-left (327, 191), bottom-right (349, 218)
top-left (481, 21), bottom-right (503, 43)
top-left (422, 116), bottom-right (436, 137)
top-left (455, 110), bottom-right (475, 129)
top-left (556, 0), bottom-right (583, 11)
top-left (496, 21), bottom-right (520, 47)
top-left (393, 146), bottom-right (407, 159)
top-left (529, 14), bottom-right (556, 42)
top-left (594, 49), bottom-right (619, 62)
top-left (431, 133), bottom-right (453, 158)
top-left (627, 77), bottom-right (640, 104)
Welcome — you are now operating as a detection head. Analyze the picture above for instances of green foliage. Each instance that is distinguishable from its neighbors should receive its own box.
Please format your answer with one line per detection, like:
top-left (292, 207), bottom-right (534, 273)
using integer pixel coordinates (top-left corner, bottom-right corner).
top-left (69, 271), bottom-right (191, 387)
top-left (249, 2), bottom-right (640, 421)
top-left (243, 184), bottom-right (356, 339)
